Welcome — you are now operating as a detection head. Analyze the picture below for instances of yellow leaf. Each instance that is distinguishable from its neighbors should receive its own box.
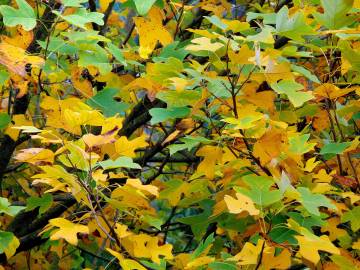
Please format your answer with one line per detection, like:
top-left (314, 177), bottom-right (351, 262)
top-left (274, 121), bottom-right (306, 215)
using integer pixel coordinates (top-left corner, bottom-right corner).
top-left (126, 178), bottom-right (159, 197)
top-left (57, 141), bottom-right (99, 171)
top-left (71, 67), bottom-right (93, 98)
top-left (185, 256), bottom-right (215, 269)
top-left (114, 135), bottom-right (148, 158)
top-left (241, 83), bottom-right (276, 112)
top-left (185, 37), bottom-right (223, 52)
top-left (303, 157), bottom-right (321, 172)
top-left (32, 164), bottom-right (87, 202)
top-left (15, 148), bottom-right (54, 165)
top-left (82, 126), bottom-right (118, 148)
top-left (261, 247), bottom-right (291, 270)
top-left (196, 145), bottom-right (222, 179)
top-left (0, 42), bottom-right (44, 77)
top-left (224, 193), bottom-right (260, 216)
top-left (106, 248), bottom-right (147, 270)
top-left (320, 217), bottom-right (347, 241)
top-left (134, 7), bottom-right (173, 58)
top-left (223, 104), bottom-right (264, 130)
top-left (229, 44), bottom-right (254, 66)
top-left (41, 96), bottom-right (104, 135)
top-left (253, 129), bottom-right (285, 165)
top-left (222, 19), bottom-right (250, 32)
top-left (186, 28), bottom-right (219, 39)
top-left (313, 169), bottom-right (336, 183)
top-left (167, 77), bottom-right (191, 91)
top-left (341, 192), bottom-right (360, 204)
top-left (122, 234), bottom-right (173, 264)
top-left (1, 26), bottom-right (33, 49)
top-left (314, 83), bottom-right (354, 100)
top-left (232, 239), bottom-right (264, 265)
top-left (265, 61), bottom-right (293, 84)
top-left (352, 239), bottom-right (360, 250)
top-left (114, 223), bottom-right (133, 239)
top-left (31, 129), bottom-right (64, 144)
top-left (47, 218), bottom-right (89, 246)
top-left (5, 114), bottom-right (33, 140)
top-left (295, 234), bottom-right (340, 264)
top-left (110, 186), bottom-right (151, 210)
top-left (1, 232), bottom-right (20, 259)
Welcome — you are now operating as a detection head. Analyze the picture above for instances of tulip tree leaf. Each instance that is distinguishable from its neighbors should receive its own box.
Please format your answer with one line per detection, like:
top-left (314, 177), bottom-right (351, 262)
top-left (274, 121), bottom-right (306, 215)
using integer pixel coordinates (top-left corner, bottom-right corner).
top-left (149, 107), bottom-right (190, 124)
top-left (0, 197), bottom-right (25, 217)
top-left (235, 175), bottom-right (282, 207)
top-left (133, 0), bottom-right (157, 15)
top-left (341, 206), bottom-right (360, 231)
top-left (320, 142), bottom-right (352, 155)
top-left (86, 88), bottom-right (129, 117)
top-left (297, 187), bottom-right (336, 216)
top-left (0, 231), bottom-right (19, 259)
top-left (0, 0), bottom-right (36, 31)
top-left (53, 8), bottom-right (104, 29)
top-left (271, 80), bottom-right (314, 107)
top-left (26, 194), bottom-right (53, 215)
top-left (98, 156), bottom-right (141, 170)
top-left (276, 6), bottom-right (315, 41)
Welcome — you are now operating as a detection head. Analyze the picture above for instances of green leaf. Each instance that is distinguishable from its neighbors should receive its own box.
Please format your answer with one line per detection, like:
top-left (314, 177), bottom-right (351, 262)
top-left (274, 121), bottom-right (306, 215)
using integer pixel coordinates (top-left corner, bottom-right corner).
top-left (53, 8), bottom-right (104, 29)
top-left (314, 0), bottom-right (355, 29)
top-left (246, 12), bottom-right (276, 24)
top-left (86, 88), bottom-right (129, 117)
top-left (0, 113), bottom-right (11, 129)
top-left (0, 69), bottom-right (9, 86)
top-left (0, 231), bottom-right (19, 259)
top-left (341, 206), bottom-right (360, 231)
top-left (205, 15), bottom-right (228, 30)
top-left (133, 0), bottom-right (156, 15)
top-left (288, 134), bottom-right (316, 155)
top-left (78, 44), bottom-right (111, 75)
top-left (154, 42), bottom-right (188, 62)
top-left (106, 43), bottom-right (126, 66)
top-left (191, 233), bottom-right (215, 259)
top-left (0, 197), bottom-right (25, 216)
top-left (62, 0), bottom-right (87, 7)
top-left (270, 80), bottom-right (314, 107)
top-left (209, 261), bottom-right (238, 270)
top-left (177, 200), bottom-right (215, 239)
top-left (168, 136), bottom-right (212, 155)
top-left (235, 175), bottom-right (282, 207)
top-left (157, 90), bottom-right (201, 107)
top-left (297, 187), bottom-right (336, 216)
top-left (0, 0), bottom-right (36, 31)
top-left (276, 6), bottom-right (315, 41)
top-left (26, 194), bottom-right (53, 215)
top-left (331, 254), bottom-right (357, 270)
top-left (98, 156), bottom-right (141, 170)
top-left (288, 212), bottom-right (325, 232)
top-left (141, 215), bottom-right (163, 230)
top-left (149, 107), bottom-right (190, 125)
top-left (247, 26), bottom-right (274, 44)
top-left (291, 64), bottom-right (321, 83)
top-left (38, 37), bottom-right (78, 54)
top-left (62, 30), bottom-right (110, 43)
top-left (320, 142), bottom-right (352, 155)
top-left (269, 226), bottom-right (297, 244)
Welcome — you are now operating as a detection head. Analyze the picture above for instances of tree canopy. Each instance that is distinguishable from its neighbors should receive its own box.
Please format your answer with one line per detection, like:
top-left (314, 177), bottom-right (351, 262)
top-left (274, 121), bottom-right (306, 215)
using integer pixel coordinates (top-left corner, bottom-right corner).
top-left (0, 0), bottom-right (359, 269)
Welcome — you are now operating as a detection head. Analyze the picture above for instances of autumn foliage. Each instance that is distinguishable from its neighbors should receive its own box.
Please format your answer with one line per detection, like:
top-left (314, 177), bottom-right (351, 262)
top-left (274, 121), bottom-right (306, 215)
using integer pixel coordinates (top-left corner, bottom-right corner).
top-left (0, 0), bottom-right (359, 269)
